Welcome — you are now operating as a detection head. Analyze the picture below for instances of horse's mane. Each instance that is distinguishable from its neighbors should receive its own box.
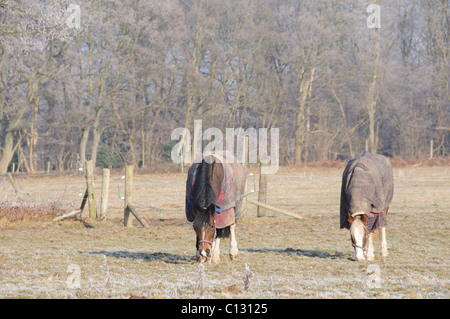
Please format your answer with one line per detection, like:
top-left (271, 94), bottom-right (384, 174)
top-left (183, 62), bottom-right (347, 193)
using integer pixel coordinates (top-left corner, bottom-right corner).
top-left (191, 158), bottom-right (230, 239)
top-left (193, 159), bottom-right (217, 210)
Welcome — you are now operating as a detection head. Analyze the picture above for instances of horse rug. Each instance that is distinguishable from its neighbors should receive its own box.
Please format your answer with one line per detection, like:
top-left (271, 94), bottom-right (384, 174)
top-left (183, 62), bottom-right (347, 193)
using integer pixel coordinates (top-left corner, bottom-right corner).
top-left (185, 151), bottom-right (248, 229)
top-left (340, 152), bottom-right (394, 232)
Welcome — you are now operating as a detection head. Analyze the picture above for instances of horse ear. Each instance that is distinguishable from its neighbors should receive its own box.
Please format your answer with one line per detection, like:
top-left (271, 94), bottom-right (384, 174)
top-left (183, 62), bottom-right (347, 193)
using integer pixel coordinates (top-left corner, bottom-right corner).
top-left (347, 212), bottom-right (354, 224)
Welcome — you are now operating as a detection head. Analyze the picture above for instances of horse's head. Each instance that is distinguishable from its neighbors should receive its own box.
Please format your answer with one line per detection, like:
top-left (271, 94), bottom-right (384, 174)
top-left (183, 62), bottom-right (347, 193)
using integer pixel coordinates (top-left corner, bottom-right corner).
top-left (193, 203), bottom-right (216, 263)
top-left (347, 212), bottom-right (368, 261)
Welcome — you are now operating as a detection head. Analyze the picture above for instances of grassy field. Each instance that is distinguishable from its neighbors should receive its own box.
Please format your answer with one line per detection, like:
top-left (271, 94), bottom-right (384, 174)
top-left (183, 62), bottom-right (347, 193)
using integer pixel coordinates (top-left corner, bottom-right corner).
top-left (0, 165), bottom-right (448, 298)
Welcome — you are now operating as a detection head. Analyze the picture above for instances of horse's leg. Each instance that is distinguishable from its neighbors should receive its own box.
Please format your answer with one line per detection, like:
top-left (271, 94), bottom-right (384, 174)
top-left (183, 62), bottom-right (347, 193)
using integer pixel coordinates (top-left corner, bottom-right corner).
top-left (212, 237), bottom-right (221, 264)
top-left (381, 206), bottom-right (389, 257)
top-left (380, 227), bottom-right (388, 257)
top-left (366, 233), bottom-right (375, 261)
top-left (229, 223), bottom-right (239, 260)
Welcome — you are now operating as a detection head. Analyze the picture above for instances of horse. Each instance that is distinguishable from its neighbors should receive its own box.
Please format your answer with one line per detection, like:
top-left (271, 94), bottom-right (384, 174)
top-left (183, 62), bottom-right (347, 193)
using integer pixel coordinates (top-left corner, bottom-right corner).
top-left (340, 152), bottom-right (394, 261)
top-left (185, 152), bottom-right (247, 263)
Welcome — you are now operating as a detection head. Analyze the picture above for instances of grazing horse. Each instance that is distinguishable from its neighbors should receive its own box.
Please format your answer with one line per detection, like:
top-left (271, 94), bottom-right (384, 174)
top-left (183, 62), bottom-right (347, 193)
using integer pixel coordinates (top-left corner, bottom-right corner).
top-left (185, 151), bottom-right (247, 263)
top-left (340, 152), bottom-right (394, 261)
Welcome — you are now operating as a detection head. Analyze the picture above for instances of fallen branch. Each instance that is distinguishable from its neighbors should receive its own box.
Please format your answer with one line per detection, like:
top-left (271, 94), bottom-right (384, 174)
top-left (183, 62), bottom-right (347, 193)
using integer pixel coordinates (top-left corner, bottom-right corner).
top-left (247, 199), bottom-right (303, 220)
top-left (53, 209), bottom-right (82, 221)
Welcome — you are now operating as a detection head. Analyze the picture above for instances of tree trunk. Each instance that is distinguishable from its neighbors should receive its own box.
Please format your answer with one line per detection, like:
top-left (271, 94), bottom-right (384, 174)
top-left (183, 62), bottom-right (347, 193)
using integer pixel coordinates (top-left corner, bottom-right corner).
top-left (294, 65), bottom-right (315, 164)
top-left (0, 131), bottom-right (14, 174)
top-left (79, 127), bottom-right (90, 169)
top-left (29, 98), bottom-right (39, 172)
top-left (366, 27), bottom-right (381, 154)
top-left (184, 0), bottom-right (204, 162)
top-left (91, 128), bottom-right (101, 169)
top-left (90, 107), bottom-right (104, 167)
top-left (25, 74), bottom-right (40, 173)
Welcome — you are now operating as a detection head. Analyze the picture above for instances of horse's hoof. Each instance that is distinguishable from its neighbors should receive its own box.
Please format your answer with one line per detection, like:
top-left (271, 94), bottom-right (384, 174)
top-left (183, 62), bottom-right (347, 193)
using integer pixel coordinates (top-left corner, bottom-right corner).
top-left (212, 257), bottom-right (220, 264)
top-left (366, 255), bottom-right (375, 261)
top-left (381, 251), bottom-right (388, 257)
top-left (229, 254), bottom-right (239, 261)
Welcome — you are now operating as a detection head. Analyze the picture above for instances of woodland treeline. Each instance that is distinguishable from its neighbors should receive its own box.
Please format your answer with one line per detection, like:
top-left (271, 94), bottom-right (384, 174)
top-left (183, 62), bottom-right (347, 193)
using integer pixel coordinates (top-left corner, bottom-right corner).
top-left (0, 0), bottom-right (448, 173)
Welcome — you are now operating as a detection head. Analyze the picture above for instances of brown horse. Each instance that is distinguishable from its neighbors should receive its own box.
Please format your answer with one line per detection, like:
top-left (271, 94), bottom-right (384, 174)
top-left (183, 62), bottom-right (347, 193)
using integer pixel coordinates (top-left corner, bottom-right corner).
top-left (340, 152), bottom-right (394, 261)
top-left (185, 152), bottom-right (246, 263)
top-left (347, 207), bottom-right (390, 261)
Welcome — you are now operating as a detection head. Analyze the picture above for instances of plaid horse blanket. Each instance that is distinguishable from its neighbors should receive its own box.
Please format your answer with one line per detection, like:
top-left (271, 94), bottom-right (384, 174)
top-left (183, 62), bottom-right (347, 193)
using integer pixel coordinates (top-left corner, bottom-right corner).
top-left (340, 152), bottom-right (394, 232)
top-left (185, 151), bottom-right (248, 229)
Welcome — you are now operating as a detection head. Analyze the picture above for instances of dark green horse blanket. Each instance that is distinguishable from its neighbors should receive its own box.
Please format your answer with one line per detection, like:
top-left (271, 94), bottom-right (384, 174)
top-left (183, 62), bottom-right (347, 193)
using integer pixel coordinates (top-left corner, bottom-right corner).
top-left (340, 152), bottom-right (394, 232)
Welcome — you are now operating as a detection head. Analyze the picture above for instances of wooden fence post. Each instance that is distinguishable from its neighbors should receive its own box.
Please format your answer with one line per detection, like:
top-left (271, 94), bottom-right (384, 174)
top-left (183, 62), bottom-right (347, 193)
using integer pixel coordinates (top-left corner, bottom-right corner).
top-left (100, 168), bottom-right (110, 220)
top-left (126, 205), bottom-right (150, 228)
top-left (85, 160), bottom-right (97, 219)
top-left (124, 165), bottom-right (133, 227)
top-left (257, 162), bottom-right (267, 217)
top-left (80, 189), bottom-right (88, 213)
